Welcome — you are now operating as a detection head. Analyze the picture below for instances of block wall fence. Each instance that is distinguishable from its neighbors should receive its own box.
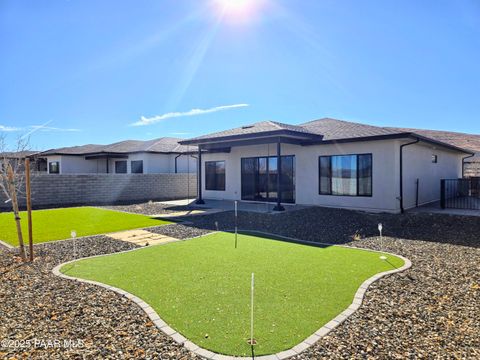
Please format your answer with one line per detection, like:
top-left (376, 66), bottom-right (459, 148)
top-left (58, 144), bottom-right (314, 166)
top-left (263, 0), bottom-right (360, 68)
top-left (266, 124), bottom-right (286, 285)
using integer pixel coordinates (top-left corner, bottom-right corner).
top-left (0, 174), bottom-right (197, 209)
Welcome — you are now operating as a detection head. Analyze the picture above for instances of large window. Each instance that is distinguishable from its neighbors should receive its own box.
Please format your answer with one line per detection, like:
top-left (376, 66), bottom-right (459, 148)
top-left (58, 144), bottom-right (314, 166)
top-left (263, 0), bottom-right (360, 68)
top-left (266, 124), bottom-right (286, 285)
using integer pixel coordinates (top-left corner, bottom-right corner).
top-left (241, 156), bottom-right (295, 203)
top-left (205, 161), bottom-right (225, 191)
top-left (115, 160), bottom-right (127, 174)
top-left (49, 161), bottom-right (60, 174)
top-left (131, 160), bottom-right (143, 174)
top-left (319, 154), bottom-right (372, 196)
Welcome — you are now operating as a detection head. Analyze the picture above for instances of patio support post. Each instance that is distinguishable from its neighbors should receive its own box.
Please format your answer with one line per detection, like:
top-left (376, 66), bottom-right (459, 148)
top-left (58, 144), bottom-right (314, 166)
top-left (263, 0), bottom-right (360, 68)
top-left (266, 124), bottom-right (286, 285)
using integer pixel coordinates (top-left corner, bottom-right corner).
top-left (273, 138), bottom-right (285, 211)
top-left (196, 146), bottom-right (205, 204)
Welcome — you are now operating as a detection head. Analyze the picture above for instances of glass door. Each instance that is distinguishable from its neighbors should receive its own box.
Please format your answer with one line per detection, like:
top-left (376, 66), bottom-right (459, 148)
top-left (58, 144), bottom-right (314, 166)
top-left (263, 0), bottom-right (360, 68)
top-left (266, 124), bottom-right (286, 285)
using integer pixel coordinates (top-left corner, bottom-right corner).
top-left (241, 155), bottom-right (295, 203)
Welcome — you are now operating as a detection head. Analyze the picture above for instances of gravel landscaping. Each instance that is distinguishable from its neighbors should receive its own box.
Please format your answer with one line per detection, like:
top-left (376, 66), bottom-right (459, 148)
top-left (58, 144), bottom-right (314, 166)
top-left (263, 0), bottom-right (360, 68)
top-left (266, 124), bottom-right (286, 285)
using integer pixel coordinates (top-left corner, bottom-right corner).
top-left (0, 236), bottom-right (197, 359)
top-left (1, 206), bottom-right (479, 358)
top-left (102, 202), bottom-right (208, 216)
top-left (147, 223), bottom-right (212, 239)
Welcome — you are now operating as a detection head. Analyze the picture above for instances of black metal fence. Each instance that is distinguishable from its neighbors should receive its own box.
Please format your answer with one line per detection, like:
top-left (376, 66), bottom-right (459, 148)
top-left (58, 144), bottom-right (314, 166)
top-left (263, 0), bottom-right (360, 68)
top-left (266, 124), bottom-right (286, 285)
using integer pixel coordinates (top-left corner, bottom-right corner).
top-left (441, 178), bottom-right (480, 210)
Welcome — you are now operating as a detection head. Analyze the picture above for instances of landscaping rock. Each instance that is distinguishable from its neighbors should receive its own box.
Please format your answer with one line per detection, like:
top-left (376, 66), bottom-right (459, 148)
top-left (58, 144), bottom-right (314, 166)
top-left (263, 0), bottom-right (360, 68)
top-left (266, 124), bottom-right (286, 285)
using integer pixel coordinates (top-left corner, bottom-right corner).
top-left (147, 223), bottom-right (212, 240)
top-left (0, 236), bottom-right (197, 359)
top-left (1, 206), bottom-right (479, 359)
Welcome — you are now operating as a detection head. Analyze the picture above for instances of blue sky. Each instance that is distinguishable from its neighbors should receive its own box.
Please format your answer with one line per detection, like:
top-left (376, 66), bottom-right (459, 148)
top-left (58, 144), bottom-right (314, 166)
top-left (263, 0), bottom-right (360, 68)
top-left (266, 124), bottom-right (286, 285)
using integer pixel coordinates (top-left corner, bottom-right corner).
top-left (1, 0), bottom-right (479, 150)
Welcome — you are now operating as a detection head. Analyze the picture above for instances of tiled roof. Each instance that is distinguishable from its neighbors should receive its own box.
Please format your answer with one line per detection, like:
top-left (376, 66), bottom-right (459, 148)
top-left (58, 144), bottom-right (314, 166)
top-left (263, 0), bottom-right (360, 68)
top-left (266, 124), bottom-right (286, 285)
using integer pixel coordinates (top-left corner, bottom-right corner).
top-left (39, 138), bottom-right (196, 156)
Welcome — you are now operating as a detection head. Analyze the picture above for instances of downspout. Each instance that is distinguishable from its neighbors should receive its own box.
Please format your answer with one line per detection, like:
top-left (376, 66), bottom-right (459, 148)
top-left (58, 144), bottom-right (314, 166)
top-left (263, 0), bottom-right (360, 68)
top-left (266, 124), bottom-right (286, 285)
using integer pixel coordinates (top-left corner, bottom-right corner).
top-left (174, 154), bottom-right (181, 174)
top-left (461, 154), bottom-right (475, 178)
top-left (399, 137), bottom-right (420, 213)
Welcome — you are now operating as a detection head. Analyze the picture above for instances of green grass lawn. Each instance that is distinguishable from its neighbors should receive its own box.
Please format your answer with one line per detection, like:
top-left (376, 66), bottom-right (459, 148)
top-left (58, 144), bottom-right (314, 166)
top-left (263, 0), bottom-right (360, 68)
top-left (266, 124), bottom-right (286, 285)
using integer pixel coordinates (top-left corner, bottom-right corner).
top-left (62, 232), bottom-right (404, 356)
top-left (0, 207), bottom-right (170, 245)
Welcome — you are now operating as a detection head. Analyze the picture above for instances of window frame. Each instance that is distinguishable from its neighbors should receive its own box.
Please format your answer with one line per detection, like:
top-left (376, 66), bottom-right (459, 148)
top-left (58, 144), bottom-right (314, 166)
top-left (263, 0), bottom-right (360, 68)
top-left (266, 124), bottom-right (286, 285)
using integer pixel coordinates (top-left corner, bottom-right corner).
top-left (48, 161), bottom-right (60, 174)
top-left (115, 160), bottom-right (127, 174)
top-left (205, 160), bottom-right (226, 191)
top-left (318, 153), bottom-right (373, 197)
top-left (131, 160), bottom-right (144, 174)
top-left (432, 154), bottom-right (438, 163)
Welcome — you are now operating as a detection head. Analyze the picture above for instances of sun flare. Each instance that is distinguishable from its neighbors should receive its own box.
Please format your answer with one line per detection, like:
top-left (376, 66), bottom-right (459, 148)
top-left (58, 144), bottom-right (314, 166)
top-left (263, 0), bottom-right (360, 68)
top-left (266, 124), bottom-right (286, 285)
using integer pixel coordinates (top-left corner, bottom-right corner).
top-left (211, 0), bottom-right (267, 23)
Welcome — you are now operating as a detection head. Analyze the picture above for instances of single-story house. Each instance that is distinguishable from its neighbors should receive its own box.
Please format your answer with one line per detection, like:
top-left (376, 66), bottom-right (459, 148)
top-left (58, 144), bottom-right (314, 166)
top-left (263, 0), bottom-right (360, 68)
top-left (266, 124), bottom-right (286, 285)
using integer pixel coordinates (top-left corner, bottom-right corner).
top-left (180, 118), bottom-right (474, 213)
top-left (385, 127), bottom-right (480, 178)
top-left (38, 137), bottom-right (197, 174)
top-left (1, 151), bottom-right (47, 173)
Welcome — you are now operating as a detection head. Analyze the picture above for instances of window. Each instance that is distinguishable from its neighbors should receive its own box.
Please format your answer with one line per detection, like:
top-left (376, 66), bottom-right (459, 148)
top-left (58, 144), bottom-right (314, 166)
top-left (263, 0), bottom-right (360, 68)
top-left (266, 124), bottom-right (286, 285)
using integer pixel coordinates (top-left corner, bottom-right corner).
top-left (131, 160), bottom-right (143, 174)
top-left (319, 154), bottom-right (372, 196)
top-left (49, 161), bottom-right (60, 174)
top-left (241, 155), bottom-right (295, 203)
top-left (115, 160), bottom-right (127, 174)
top-left (205, 161), bottom-right (225, 191)
top-left (432, 155), bottom-right (438, 163)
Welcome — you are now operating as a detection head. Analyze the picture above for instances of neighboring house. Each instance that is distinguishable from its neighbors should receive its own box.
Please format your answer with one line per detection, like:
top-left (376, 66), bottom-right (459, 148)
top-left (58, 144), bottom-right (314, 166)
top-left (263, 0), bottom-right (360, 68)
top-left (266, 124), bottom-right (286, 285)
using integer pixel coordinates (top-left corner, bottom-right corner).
top-left (180, 118), bottom-right (474, 213)
top-left (1, 151), bottom-right (47, 173)
top-left (385, 127), bottom-right (480, 178)
top-left (38, 138), bottom-right (197, 174)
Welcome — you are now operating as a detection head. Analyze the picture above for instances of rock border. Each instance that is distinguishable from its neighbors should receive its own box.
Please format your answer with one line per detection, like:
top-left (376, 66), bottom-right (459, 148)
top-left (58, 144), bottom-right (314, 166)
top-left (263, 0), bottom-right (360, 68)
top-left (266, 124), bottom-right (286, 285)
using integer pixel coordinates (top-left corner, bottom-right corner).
top-left (52, 231), bottom-right (412, 360)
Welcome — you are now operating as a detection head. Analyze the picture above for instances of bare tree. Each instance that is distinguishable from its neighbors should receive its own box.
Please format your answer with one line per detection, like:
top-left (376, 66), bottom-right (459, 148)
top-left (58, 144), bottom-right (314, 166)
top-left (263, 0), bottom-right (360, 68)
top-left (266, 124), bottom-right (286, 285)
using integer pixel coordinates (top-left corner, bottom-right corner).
top-left (0, 134), bottom-right (31, 261)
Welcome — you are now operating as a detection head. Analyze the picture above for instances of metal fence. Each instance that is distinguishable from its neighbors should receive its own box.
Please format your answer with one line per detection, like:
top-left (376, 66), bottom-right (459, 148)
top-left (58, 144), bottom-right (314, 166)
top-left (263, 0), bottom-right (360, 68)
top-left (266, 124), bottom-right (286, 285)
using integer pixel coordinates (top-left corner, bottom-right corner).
top-left (440, 178), bottom-right (480, 210)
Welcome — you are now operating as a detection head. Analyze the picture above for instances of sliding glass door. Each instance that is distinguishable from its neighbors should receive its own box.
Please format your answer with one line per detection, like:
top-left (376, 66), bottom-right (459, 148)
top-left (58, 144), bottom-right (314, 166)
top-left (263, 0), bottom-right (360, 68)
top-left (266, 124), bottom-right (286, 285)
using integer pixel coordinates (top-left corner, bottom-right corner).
top-left (241, 156), bottom-right (295, 203)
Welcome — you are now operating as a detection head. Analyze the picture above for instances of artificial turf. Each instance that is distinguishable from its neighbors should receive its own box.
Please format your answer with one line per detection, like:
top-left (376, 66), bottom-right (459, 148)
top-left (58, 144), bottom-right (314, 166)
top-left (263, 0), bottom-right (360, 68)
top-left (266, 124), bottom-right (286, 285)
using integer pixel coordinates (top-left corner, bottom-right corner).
top-left (62, 232), bottom-right (405, 356)
top-left (0, 207), bottom-right (170, 245)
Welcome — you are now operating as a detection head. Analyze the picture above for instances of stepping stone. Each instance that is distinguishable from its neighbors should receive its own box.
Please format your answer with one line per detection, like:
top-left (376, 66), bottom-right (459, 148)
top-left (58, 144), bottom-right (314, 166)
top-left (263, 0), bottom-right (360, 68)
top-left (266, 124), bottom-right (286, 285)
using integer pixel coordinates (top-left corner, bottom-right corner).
top-left (108, 229), bottom-right (179, 246)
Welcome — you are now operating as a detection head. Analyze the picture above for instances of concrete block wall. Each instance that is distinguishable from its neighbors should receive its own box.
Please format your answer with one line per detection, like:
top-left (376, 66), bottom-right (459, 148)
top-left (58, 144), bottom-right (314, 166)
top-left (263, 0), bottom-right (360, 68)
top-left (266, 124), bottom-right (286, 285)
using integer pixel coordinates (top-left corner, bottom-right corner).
top-left (0, 174), bottom-right (197, 209)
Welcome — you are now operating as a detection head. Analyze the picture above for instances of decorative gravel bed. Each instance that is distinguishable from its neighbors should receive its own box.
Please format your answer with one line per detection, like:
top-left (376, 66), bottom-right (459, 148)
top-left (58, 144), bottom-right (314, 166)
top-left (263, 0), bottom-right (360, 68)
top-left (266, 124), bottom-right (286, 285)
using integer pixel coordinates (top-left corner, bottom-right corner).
top-left (183, 207), bottom-right (480, 247)
top-left (101, 202), bottom-right (208, 216)
top-left (0, 236), bottom-right (196, 359)
top-left (1, 207), bottom-right (479, 358)
top-left (147, 223), bottom-right (212, 239)
top-left (183, 208), bottom-right (480, 358)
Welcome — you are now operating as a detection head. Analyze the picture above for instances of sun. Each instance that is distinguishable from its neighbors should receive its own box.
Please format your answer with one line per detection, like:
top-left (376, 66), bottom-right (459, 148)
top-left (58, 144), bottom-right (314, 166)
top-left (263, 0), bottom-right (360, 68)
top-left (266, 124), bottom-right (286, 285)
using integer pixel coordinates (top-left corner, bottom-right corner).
top-left (211, 0), bottom-right (267, 23)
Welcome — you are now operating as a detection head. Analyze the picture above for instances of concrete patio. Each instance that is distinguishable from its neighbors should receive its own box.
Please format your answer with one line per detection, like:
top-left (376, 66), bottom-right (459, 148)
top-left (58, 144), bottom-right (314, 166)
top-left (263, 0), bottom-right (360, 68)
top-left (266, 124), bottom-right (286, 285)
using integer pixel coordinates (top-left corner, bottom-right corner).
top-left (158, 198), bottom-right (311, 214)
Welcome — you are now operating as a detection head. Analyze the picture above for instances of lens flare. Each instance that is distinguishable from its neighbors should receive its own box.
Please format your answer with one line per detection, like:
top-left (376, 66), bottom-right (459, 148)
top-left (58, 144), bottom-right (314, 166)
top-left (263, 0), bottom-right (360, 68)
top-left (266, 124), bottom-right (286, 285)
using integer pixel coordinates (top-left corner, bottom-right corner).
top-left (211, 0), bottom-right (267, 24)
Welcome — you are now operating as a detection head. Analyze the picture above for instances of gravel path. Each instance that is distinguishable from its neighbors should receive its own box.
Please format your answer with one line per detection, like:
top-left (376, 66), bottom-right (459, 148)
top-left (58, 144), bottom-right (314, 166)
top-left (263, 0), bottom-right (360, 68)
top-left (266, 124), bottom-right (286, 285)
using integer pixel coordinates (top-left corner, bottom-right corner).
top-left (0, 236), bottom-right (197, 359)
top-left (101, 202), bottom-right (208, 216)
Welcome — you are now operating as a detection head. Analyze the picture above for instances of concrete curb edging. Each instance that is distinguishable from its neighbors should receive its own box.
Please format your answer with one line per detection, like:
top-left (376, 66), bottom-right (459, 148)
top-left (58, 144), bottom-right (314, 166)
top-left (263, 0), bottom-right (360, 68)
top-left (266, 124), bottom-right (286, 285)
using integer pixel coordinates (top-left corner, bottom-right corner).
top-left (0, 239), bottom-right (15, 249)
top-left (52, 231), bottom-right (412, 360)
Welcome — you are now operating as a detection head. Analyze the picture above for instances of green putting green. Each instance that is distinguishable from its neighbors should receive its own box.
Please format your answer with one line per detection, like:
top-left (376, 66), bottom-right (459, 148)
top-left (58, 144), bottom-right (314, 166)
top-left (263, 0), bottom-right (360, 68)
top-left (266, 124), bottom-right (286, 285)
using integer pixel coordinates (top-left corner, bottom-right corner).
top-left (0, 207), bottom-right (170, 245)
top-left (61, 232), bottom-right (404, 356)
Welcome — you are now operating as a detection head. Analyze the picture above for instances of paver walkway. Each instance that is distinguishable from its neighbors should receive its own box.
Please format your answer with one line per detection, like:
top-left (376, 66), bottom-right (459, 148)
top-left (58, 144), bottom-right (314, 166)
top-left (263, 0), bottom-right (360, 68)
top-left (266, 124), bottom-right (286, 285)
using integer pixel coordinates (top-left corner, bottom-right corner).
top-left (108, 229), bottom-right (179, 246)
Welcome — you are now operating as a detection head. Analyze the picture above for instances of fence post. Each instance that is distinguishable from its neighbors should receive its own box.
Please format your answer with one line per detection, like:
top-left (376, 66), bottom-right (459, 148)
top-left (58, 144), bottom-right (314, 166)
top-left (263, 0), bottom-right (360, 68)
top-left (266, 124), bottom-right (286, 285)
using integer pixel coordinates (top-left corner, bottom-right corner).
top-left (440, 179), bottom-right (446, 209)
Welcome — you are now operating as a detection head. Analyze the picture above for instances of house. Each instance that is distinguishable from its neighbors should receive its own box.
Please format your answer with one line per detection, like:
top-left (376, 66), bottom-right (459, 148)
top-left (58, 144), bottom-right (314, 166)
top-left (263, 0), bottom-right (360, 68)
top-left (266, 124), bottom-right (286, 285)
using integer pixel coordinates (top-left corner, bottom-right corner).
top-left (180, 118), bottom-right (474, 213)
top-left (385, 127), bottom-right (480, 178)
top-left (38, 138), bottom-right (197, 174)
top-left (1, 151), bottom-right (47, 173)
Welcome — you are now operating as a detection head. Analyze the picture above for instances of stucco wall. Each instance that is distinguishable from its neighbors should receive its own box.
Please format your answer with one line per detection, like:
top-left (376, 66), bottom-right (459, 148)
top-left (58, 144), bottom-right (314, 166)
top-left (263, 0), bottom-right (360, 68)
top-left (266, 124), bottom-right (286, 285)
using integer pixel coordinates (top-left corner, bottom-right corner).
top-left (46, 153), bottom-right (197, 174)
top-left (402, 141), bottom-right (463, 209)
top-left (201, 139), bottom-right (463, 213)
top-left (0, 173), bottom-right (197, 209)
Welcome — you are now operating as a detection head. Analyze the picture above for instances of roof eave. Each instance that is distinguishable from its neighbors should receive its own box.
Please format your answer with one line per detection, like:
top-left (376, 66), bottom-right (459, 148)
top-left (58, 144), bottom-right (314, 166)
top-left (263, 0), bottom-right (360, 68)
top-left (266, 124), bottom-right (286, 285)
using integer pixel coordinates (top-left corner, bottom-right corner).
top-left (179, 129), bottom-right (324, 146)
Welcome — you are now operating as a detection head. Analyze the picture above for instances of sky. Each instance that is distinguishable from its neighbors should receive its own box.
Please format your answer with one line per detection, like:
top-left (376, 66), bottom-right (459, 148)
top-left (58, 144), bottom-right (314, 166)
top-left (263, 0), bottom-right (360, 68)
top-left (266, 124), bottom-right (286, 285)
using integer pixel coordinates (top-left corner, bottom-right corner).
top-left (1, 0), bottom-right (479, 150)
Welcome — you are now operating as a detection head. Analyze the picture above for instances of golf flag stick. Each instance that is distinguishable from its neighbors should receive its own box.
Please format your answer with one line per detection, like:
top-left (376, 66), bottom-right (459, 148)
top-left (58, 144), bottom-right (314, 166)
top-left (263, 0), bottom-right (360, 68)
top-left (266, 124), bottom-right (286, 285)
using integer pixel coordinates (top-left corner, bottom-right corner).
top-left (235, 200), bottom-right (238, 249)
top-left (251, 272), bottom-right (254, 345)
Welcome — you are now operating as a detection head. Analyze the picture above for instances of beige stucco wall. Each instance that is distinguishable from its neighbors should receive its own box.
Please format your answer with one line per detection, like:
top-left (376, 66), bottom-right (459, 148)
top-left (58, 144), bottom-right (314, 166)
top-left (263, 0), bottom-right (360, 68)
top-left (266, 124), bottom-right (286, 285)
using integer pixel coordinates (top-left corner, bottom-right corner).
top-left (201, 139), bottom-right (464, 213)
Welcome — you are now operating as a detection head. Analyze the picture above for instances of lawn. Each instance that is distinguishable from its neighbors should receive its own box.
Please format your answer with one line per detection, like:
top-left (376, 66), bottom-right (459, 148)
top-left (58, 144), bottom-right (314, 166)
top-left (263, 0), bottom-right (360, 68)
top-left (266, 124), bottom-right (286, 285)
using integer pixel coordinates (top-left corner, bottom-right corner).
top-left (62, 232), bottom-right (404, 356)
top-left (0, 207), bottom-right (170, 246)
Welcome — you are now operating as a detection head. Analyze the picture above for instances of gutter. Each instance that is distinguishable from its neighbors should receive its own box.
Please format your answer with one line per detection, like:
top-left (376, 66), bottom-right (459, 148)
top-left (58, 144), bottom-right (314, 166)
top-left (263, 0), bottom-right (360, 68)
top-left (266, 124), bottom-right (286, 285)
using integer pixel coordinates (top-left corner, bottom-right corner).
top-left (399, 137), bottom-right (420, 213)
top-left (174, 154), bottom-right (182, 173)
top-left (461, 153), bottom-right (475, 178)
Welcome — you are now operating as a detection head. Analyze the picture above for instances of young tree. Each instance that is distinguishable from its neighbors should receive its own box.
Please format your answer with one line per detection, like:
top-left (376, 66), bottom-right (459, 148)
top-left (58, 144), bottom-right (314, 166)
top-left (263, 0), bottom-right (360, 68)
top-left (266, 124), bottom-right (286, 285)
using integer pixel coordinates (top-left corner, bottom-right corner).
top-left (0, 134), bottom-right (30, 261)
